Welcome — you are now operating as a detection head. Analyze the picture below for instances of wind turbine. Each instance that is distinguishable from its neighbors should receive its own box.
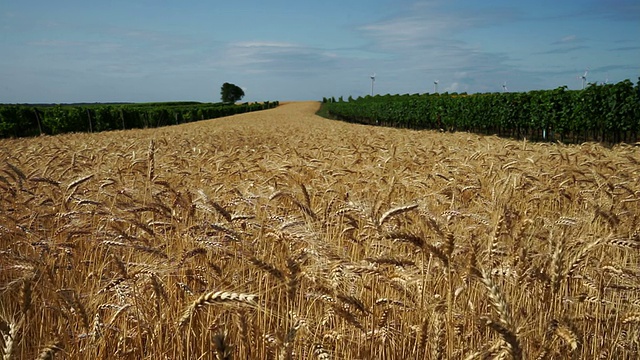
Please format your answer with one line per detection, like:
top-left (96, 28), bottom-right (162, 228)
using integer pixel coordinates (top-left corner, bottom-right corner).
top-left (434, 80), bottom-right (439, 94)
top-left (502, 82), bottom-right (508, 93)
top-left (370, 73), bottom-right (376, 96)
top-left (579, 69), bottom-right (588, 89)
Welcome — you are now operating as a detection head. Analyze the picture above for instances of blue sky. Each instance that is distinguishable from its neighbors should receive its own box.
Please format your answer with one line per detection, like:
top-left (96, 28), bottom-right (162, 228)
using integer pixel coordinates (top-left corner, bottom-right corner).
top-left (1, 0), bottom-right (638, 103)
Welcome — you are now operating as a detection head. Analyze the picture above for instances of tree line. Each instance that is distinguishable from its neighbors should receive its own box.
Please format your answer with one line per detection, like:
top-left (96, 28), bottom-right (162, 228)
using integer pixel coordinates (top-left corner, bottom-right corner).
top-left (0, 101), bottom-right (278, 138)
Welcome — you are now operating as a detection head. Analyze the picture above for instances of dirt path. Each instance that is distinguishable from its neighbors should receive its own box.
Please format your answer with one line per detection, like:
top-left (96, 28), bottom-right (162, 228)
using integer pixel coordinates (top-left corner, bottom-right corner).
top-left (254, 101), bottom-right (322, 119)
top-left (211, 101), bottom-right (326, 131)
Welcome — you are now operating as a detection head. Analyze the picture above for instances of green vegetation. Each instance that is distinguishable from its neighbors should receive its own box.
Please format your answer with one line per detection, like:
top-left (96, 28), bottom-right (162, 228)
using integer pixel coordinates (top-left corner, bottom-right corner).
top-left (321, 79), bottom-right (640, 143)
top-left (220, 82), bottom-right (245, 104)
top-left (0, 101), bottom-right (279, 138)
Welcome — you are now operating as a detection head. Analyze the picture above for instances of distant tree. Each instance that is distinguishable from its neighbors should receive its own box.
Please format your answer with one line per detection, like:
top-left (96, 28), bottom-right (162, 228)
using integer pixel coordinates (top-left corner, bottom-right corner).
top-left (220, 82), bottom-right (245, 103)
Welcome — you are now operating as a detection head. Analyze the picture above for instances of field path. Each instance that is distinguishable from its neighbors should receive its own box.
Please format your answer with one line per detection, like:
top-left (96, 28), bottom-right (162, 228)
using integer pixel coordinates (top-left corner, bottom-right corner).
top-left (233, 101), bottom-right (323, 122)
top-left (187, 100), bottom-right (389, 143)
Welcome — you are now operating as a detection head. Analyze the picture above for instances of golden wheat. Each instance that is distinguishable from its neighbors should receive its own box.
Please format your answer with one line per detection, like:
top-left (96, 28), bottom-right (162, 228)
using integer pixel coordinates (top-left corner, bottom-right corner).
top-left (0, 102), bottom-right (638, 358)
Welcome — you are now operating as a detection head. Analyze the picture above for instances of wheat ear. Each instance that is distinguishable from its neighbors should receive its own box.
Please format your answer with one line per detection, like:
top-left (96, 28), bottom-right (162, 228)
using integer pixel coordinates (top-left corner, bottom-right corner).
top-left (564, 238), bottom-right (601, 279)
top-left (313, 344), bottom-right (331, 360)
top-left (147, 139), bottom-right (155, 181)
top-left (479, 270), bottom-right (522, 360)
top-left (36, 340), bottom-right (62, 360)
top-left (249, 256), bottom-right (285, 281)
top-left (178, 291), bottom-right (257, 327)
top-left (286, 258), bottom-right (301, 302)
top-left (623, 312), bottom-right (640, 324)
top-left (213, 331), bottom-right (233, 360)
top-left (430, 312), bottom-right (444, 360)
top-left (20, 277), bottom-right (33, 315)
top-left (66, 174), bottom-right (94, 191)
top-left (551, 319), bottom-right (579, 352)
top-left (2, 317), bottom-right (23, 360)
top-left (378, 203), bottom-right (418, 226)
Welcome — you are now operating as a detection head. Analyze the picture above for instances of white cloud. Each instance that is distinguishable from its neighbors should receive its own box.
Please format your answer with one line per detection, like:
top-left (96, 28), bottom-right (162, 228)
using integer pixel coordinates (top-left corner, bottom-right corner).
top-left (214, 41), bottom-right (356, 76)
top-left (233, 41), bottom-right (297, 48)
top-left (27, 39), bottom-right (83, 47)
top-left (352, 2), bottom-right (525, 93)
top-left (445, 82), bottom-right (460, 92)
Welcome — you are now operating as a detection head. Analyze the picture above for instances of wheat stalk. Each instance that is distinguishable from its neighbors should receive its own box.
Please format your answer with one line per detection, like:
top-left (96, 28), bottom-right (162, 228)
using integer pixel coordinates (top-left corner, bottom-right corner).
top-left (234, 309), bottom-right (253, 359)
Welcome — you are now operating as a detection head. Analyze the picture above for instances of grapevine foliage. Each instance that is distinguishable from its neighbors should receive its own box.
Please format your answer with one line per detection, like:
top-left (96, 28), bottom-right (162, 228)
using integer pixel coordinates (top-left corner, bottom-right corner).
top-left (324, 80), bottom-right (640, 143)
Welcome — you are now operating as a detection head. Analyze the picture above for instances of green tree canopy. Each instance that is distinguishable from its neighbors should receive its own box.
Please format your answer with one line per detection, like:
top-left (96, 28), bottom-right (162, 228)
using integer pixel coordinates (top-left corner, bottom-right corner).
top-left (220, 82), bottom-right (245, 103)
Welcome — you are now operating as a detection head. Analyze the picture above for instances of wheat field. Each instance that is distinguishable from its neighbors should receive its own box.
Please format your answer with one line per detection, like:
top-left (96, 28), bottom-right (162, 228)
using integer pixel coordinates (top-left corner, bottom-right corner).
top-left (1, 101), bottom-right (639, 359)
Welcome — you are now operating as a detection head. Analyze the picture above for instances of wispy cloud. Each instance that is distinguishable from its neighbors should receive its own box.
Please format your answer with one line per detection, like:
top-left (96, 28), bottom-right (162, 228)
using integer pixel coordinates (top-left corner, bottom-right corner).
top-left (19, 27), bottom-right (215, 83)
top-left (234, 41), bottom-right (297, 48)
top-left (541, 35), bottom-right (589, 55)
top-left (591, 64), bottom-right (639, 73)
top-left (551, 35), bottom-right (584, 45)
top-left (27, 39), bottom-right (86, 47)
top-left (215, 41), bottom-right (355, 75)
top-left (537, 45), bottom-right (588, 55)
top-left (609, 45), bottom-right (640, 51)
top-left (558, 35), bottom-right (577, 43)
top-left (358, 4), bottom-right (517, 51)
top-left (589, 0), bottom-right (640, 21)
top-left (352, 2), bottom-right (526, 93)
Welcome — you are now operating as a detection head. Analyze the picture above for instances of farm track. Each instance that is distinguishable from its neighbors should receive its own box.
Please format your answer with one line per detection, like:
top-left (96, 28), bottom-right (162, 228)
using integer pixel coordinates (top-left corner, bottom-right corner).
top-left (1, 101), bottom-right (640, 359)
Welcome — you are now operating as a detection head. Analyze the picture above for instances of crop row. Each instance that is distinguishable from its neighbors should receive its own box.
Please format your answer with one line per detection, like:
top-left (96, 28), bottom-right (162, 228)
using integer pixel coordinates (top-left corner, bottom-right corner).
top-left (323, 79), bottom-right (640, 143)
top-left (0, 101), bottom-right (279, 138)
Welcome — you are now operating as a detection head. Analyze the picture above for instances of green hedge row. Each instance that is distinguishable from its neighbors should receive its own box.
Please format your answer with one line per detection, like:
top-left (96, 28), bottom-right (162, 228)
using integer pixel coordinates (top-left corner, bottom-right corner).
top-left (0, 101), bottom-right (279, 138)
top-left (323, 79), bottom-right (640, 143)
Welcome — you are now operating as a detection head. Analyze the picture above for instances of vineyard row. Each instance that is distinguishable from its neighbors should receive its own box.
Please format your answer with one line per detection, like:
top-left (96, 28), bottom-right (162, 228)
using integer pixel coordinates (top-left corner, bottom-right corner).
top-left (0, 101), bottom-right (279, 138)
top-left (322, 79), bottom-right (640, 143)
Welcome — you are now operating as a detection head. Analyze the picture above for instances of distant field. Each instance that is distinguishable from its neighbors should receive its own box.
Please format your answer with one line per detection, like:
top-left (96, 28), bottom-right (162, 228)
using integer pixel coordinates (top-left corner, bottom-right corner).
top-left (1, 102), bottom-right (639, 359)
